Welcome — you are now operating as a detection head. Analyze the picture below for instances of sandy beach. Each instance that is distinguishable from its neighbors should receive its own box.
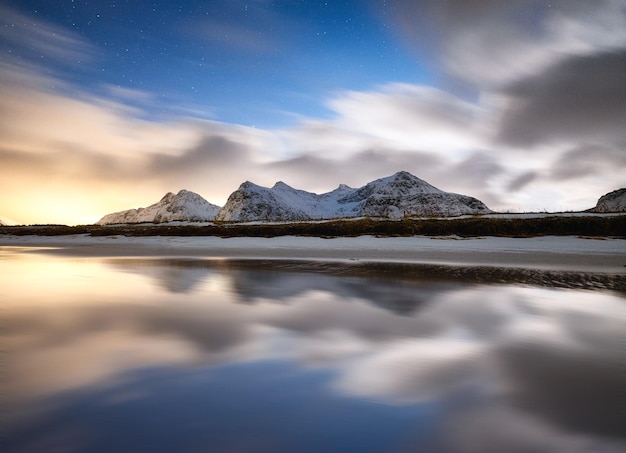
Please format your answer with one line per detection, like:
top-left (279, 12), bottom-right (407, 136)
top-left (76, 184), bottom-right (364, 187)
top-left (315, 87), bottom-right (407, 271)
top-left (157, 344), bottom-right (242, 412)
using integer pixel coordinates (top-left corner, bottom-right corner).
top-left (1, 234), bottom-right (625, 273)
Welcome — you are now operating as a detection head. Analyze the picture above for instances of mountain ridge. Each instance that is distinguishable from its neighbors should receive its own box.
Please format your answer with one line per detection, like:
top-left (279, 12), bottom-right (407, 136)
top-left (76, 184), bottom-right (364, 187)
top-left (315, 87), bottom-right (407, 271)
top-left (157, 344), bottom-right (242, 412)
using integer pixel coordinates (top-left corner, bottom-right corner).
top-left (97, 171), bottom-right (492, 224)
top-left (216, 171), bottom-right (492, 221)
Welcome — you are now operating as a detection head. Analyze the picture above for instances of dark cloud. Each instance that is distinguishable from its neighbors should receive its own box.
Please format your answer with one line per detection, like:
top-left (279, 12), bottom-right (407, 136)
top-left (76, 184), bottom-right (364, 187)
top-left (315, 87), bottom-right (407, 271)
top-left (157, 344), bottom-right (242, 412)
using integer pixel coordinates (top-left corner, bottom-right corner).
top-left (507, 171), bottom-right (539, 192)
top-left (379, 0), bottom-right (626, 89)
top-left (148, 135), bottom-right (251, 177)
top-left (264, 149), bottom-right (446, 192)
top-left (549, 145), bottom-right (626, 181)
top-left (498, 51), bottom-right (626, 147)
top-left (442, 152), bottom-right (506, 207)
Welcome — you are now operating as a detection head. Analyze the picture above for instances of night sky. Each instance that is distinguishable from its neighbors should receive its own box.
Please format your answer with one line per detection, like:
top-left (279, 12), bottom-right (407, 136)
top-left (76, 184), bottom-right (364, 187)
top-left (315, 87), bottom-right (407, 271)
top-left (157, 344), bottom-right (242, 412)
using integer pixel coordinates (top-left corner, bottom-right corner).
top-left (1, 0), bottom-right (625, 224)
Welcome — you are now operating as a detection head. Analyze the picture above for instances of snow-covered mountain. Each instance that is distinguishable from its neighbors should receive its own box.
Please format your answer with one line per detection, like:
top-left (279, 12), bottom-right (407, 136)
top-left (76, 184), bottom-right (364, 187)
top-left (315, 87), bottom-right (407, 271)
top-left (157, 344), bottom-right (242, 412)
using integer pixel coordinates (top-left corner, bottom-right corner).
top-left (0, 216), bottom-right (19, 226)
top-left (216, 171), bottom-right (491, 221)
top-left (97, 190), bottom-right (220, 225)
top-left (590, 188), bottom-right (626, 212)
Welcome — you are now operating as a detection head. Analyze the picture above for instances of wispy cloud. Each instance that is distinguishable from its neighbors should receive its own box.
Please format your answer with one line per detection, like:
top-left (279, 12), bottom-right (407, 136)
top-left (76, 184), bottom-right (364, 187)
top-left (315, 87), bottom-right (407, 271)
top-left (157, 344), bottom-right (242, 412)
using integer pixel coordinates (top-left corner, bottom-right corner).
top-left (0, 5), bottom-right (98, 65)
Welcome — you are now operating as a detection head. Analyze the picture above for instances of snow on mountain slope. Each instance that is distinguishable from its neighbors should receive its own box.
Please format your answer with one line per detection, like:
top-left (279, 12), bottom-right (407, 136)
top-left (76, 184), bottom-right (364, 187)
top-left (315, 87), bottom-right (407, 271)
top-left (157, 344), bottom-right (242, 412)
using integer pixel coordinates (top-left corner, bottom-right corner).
top-left (97, 190), bottom-right (220, 225)
top-left (216, 171), bottom-right (491, 221)
top-left (0, 215), bottom-right (20, 226)
top-left (213, 181), bottom-right (312, 222)
top-left (590, 188), bottom-right (626, 212)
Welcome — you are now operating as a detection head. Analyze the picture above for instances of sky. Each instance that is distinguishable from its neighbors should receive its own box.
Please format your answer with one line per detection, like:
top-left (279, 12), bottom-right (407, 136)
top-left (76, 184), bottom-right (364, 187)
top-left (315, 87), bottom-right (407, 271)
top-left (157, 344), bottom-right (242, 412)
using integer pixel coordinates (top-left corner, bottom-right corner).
top-left (1, 0), bottom-right (625, 225)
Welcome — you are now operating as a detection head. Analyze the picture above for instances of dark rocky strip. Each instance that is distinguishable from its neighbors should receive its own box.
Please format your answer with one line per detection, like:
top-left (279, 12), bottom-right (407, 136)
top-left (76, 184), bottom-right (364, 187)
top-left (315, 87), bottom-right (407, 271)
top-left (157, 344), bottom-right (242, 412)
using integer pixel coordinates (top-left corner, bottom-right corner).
top-left (1, 215), bottom-right (626, 238)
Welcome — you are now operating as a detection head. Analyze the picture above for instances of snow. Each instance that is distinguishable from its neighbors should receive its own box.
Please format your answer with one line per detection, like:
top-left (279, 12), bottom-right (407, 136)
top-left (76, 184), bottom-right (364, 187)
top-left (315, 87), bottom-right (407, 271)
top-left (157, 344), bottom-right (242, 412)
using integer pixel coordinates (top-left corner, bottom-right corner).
top-left (216, 171), bottom-right (491, 221)
top-left (0, 215), bottom-right (20, 226)
top-left (591, 188), bottom-right (626, 213)
top-left (2, 235), bottom-right (624, 273)
top-left (415, 212), bottom-right (626, 220)
top-left (97, 190), bottom-right (220, 225)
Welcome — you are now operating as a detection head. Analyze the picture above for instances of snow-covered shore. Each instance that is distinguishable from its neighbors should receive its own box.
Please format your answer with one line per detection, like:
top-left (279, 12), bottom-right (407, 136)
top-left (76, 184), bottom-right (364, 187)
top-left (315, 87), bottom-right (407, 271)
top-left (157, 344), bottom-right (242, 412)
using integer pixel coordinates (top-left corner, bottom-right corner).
top-left (1, 234), bottom-right (625, 273)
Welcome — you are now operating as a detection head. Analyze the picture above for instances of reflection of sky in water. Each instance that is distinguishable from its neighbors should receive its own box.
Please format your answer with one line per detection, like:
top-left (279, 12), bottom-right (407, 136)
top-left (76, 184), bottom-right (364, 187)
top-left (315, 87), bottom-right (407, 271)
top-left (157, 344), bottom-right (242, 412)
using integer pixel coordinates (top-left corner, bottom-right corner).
top-left (4, 251), bottom-right (626, 453)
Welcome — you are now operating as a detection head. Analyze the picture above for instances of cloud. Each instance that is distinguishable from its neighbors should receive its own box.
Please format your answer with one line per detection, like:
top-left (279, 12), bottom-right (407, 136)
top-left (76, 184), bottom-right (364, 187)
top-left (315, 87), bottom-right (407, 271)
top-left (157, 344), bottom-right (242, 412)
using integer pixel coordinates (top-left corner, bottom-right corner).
top-left (498, 50), bottom-right (626, 147)
top-left (0, 63), bottom-right (202, 157)
top-left (263, 150), bottom-right (445, 192)
top-left (0, 5), bottom-right (97, 65)
top-left (326, 83), bottom-right (484, 152)
top-left (550, 145), bottom-right (626, 182)
top-left (507, 171), bottom-right (539, 192)
top-left (382, 0), bottom-right (626, 89)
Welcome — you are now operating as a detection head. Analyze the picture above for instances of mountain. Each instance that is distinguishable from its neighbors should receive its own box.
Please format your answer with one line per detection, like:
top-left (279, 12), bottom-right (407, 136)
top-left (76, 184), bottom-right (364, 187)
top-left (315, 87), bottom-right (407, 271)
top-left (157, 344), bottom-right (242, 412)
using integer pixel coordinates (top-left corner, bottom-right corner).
top-left (0, 215), bottom-right (17, 226)
top-left (589, 188), bottom-right (626, 213)
top-left (216, 171), bottom-right (491, 221)
top-left (97, 190), bottom-right (220, 225)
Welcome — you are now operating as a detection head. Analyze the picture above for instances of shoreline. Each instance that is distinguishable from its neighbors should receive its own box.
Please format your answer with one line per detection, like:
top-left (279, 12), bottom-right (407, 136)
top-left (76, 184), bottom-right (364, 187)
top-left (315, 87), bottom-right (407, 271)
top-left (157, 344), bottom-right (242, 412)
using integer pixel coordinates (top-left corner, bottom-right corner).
top-left (1, 234), bottom-right (625, 274)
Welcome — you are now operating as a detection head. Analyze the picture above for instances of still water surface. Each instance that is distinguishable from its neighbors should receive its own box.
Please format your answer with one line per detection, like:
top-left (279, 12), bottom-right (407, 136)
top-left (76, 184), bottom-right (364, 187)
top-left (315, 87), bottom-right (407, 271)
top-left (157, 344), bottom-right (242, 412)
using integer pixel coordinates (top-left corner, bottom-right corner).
top-left (4, 249), bottom-right (626, 452)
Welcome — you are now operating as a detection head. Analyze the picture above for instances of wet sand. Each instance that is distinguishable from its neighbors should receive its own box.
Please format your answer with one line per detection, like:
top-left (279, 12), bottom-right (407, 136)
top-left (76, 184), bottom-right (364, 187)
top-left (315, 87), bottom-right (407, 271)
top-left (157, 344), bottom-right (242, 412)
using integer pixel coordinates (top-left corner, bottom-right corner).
top-left (1, 234), bottom-right (625, 273)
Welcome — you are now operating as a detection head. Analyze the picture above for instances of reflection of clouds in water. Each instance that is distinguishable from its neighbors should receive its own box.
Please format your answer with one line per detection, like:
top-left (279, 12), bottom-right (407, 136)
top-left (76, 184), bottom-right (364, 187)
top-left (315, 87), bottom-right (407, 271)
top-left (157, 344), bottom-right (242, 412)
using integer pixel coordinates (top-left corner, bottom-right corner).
top-left (436, 402), bottom-right (626, 453)
top-left (6, 258), bottom-right (626, 451)
top-left (334, 338), bottom-right (484, 404)
top-left (495, 292), bottom-right (626, 439)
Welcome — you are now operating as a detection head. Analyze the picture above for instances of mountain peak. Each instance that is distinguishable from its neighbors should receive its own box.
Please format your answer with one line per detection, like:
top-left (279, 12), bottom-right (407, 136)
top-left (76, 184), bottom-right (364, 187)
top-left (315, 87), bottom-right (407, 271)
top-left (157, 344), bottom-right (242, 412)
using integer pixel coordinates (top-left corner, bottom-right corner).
top-left (392, 170), bottom-right (414, 180)
top-left (377, 171), bottom-right (432, 185)
top-left (364, 171), bottom-right (442, 195)
top-left (97, 189), bottom-right (220, 225)
top-left (272, 181), bottom-right (295, 191)
top-left (240, 181), bottom-right (262, 190)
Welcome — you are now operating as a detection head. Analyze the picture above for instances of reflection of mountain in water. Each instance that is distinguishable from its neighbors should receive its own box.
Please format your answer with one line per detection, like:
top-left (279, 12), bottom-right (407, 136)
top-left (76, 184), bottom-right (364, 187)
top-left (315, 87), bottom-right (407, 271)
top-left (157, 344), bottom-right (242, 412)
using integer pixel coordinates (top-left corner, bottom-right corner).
top-left (107, 257), bottom-right (626, 303)
top-left (108, 258), bottom-right (465, 315)
top-left (109, 259), bottom-right (214, 293)
top-left (228, 268), bottom-right (458, 316)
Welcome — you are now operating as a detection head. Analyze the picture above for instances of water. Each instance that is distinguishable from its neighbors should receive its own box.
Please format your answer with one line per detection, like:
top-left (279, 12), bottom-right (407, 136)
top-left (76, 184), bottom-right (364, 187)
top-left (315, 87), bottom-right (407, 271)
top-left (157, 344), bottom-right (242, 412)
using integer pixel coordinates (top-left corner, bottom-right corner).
top-left (3, 249), bottom-right (626, 453)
